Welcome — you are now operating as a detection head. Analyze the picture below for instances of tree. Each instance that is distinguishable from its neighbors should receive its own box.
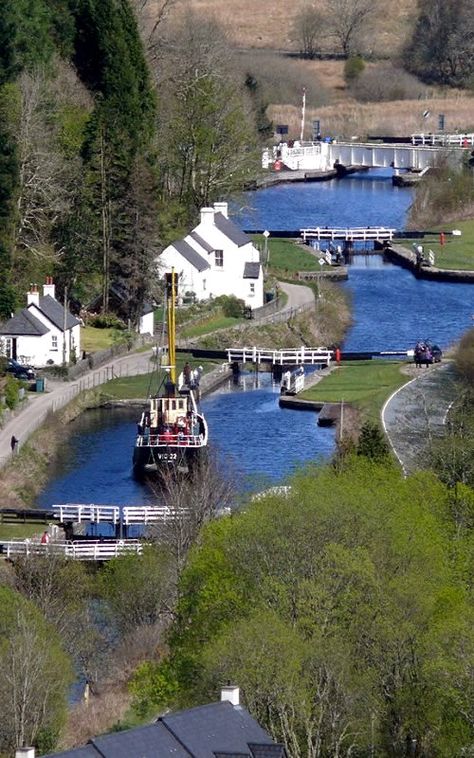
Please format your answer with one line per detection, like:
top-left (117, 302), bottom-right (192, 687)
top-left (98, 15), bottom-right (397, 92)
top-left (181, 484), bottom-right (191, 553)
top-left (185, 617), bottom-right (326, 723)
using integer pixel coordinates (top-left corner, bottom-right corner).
top-left (356, 420), bottom-right (390, 461)
top-left (291, 5), bottom-right (323, 60)
top-left (404, 0), bottom-right (474, 86)
top-left (0, 586), bottom-right (72, 753)
top-left (324, 0), bottom-right (375, 57)
top-left (153, 14), bottom-right (259, 225)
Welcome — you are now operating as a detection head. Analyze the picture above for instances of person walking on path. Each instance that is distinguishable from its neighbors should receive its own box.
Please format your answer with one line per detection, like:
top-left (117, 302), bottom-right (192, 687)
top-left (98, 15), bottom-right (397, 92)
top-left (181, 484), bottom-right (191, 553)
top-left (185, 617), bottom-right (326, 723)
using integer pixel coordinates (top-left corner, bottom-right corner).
top-left (10, 435), bottom-right (18, 455)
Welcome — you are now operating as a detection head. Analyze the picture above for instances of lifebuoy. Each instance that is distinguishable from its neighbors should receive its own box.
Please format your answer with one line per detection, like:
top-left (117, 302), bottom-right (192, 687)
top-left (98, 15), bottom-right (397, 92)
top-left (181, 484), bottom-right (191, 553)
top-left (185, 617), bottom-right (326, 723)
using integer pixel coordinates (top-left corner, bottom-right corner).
top-left (177, 415), bottom-right (187, 427)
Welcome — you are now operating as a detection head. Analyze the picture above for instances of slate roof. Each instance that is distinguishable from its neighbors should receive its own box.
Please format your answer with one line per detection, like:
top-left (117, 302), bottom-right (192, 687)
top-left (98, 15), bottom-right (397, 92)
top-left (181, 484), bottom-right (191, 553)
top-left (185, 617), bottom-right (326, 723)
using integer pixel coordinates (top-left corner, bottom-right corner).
top-left (171, 239), bottom-right (210, 272)
top-left (189, 230), bottom-right (214, 254)
top-left (214, 213), bottom-right (249, 248)
top-left (44, 700), bottom-right (283, 758)
top-left (0, 308), bottom-right (49, 337)
top-left (32, 295), bottom-right (80, 331)
top-left (243, 262), bottom-right (261, 279)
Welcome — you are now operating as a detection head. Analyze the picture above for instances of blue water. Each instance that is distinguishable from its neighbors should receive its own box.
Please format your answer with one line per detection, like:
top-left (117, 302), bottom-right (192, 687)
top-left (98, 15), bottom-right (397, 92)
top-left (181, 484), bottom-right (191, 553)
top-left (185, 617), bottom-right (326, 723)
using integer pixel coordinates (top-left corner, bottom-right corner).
top-left (35, 171), bottom-right (473, 506)
top-left (236, 169), bottom-right (413, 230)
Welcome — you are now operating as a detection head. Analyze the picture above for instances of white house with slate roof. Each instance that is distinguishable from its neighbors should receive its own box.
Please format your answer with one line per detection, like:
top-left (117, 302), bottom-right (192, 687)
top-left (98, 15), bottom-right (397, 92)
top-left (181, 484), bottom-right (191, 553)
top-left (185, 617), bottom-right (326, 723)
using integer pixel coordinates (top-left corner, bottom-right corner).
top-left (159, 202), bottom-right (264, 308)
top-left (0, 278), bottom-right (81, 366)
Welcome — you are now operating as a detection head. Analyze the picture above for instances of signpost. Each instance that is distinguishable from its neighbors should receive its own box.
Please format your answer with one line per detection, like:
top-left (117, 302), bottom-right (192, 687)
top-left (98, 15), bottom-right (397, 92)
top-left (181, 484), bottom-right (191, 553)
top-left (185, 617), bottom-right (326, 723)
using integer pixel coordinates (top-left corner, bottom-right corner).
top-left (263, 230), bottom-right (270, 266)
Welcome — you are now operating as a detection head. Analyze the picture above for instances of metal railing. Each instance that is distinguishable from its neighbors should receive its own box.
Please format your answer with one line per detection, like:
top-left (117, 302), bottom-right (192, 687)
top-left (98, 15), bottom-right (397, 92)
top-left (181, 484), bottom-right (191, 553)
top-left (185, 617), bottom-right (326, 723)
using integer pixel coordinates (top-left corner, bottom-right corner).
top-left (0, 539), bottom-right (143, 561)
top-left (227, 346), bottom-right (333, 366)
top-left (301, 227), bottom-right (396, 243)
top-left (410, 133), bottom-right (474, 146)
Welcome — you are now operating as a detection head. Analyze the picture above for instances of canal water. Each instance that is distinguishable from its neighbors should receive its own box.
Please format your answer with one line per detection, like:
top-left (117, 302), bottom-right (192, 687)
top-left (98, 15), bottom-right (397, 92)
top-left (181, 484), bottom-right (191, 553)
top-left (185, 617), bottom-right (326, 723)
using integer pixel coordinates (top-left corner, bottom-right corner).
top-left (36, 170), bottom-right (474, 505)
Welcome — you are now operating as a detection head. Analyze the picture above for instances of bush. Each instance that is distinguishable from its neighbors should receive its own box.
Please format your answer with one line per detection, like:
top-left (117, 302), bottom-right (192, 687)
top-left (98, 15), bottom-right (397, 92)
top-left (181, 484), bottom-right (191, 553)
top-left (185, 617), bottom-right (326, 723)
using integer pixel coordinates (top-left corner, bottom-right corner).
top-left (213, 295), bottom-right (246, 318)
top-left (455, 328), bottom-right (474, 386)
top-left (88, 313), bottom-right (126, 330)
top-left (344, 56), bottom-right (365, 84)
top-left (5, 376), bottom-right (20, 410)
top-left (350, 65), bottom-right (426, 102)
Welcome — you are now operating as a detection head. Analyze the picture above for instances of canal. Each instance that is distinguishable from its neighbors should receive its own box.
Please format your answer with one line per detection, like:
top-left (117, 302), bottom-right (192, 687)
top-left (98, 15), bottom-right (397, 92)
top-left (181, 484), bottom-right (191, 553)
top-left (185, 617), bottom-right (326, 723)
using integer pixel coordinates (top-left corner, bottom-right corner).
top-left (36, 170), bottom-right (474, 505)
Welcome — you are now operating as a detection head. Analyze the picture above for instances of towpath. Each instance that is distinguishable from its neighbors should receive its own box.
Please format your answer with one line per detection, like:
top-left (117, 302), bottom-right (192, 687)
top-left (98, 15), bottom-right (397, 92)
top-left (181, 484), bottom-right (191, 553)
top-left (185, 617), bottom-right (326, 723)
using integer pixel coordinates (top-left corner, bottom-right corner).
top-left (382, 362), bottom-right (458, 474)
top-left (278, 280), bottom-right (315, 311)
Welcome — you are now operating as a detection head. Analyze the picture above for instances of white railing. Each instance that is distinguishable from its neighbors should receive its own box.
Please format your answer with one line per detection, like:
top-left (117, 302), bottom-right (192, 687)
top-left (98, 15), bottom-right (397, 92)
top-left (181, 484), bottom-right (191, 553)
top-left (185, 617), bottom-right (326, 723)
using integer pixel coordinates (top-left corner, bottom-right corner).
top-left (135, 433), bottom-right (203, 448)
top-left (410, 133), bottom-right (474, 146)
top-left (227, 346), bottom-right (333, 366)
top-left (122, 506), bottom-right (189, 525)
top-left (52, 504), bottom-right (121, 524)
top-left (0, 539), bottom-right (143, 561)
top-left (301, 227), bottom-right (396, 243)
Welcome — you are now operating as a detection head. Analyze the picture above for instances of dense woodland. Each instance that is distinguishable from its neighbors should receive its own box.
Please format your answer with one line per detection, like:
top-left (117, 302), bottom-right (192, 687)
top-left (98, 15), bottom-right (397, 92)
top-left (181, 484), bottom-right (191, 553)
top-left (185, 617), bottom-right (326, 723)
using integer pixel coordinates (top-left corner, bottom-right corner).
top-left (2, 1), bottom-right (474, 756)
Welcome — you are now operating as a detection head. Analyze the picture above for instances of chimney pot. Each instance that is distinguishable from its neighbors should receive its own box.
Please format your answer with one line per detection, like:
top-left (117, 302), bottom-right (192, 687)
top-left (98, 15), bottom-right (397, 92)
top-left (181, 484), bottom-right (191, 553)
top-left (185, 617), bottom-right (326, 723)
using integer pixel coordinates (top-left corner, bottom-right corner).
top-left (43, 276), bottom-right (56, 300)
top-left (27, 284), bottom-right (40, 307)
top-left (220, 684), bottom-right (240, 706)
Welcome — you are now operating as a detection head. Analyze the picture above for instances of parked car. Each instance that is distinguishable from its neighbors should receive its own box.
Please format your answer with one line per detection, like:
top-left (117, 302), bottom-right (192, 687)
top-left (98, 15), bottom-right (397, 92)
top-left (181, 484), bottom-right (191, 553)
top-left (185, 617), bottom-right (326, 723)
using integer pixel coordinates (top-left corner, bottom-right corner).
top-left (6, 358), bottom-right (36, 380)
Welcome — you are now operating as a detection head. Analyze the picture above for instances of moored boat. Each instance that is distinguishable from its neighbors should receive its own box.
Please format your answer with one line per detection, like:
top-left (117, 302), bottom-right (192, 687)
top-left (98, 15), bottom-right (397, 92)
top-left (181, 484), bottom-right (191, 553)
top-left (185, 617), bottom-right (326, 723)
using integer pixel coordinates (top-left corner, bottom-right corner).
top-left (132, 271), bottom-right (208, 475)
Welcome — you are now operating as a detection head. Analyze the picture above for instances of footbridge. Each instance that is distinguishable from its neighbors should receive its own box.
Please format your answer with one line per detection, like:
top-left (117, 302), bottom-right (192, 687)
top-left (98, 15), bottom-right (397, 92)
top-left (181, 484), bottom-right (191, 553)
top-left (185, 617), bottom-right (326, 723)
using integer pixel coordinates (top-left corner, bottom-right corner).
top-left (263, 138), bottom-right (469, 173)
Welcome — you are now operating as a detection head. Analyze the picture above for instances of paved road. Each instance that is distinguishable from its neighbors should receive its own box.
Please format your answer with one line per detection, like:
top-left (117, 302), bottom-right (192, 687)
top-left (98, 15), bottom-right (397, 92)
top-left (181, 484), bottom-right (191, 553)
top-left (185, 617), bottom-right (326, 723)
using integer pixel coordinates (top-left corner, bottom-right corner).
top-left (382, 362), bottom-right (457, 474)
top-left (278, 281), bottom-right (315, 311)
top-left (0, 349), bottom-right (156, 470)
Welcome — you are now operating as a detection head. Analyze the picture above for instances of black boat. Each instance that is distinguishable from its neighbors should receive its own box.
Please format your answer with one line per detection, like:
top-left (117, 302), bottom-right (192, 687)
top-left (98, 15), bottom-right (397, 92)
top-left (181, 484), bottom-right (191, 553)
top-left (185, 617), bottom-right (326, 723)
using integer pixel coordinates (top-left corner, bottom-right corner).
top-left (132, 271), bottom-right (208, 475)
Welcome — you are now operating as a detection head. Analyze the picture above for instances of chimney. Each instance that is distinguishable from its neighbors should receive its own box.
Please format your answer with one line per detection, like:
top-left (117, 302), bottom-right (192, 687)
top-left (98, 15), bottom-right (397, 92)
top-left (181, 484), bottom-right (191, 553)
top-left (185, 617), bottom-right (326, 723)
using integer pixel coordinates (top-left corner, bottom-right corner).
top-left (43, 276), bottom-right (56, 300)
top-left (213, 201), bottom-right (228, 218)
top-left (220, 684), bottom-right (240, 706)
top-left (15, 749), bottom-right (35, 758)
top-left (27, 284), bottom-right (40, 308)
top-left (200, 207), bottom-right (215, 225)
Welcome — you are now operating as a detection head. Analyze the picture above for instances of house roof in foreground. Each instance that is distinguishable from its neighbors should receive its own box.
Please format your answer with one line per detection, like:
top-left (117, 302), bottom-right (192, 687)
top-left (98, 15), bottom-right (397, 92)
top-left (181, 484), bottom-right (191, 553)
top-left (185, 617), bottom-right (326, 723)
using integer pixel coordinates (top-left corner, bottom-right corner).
top-left (0, 308), bottom-right (49, 337)
top-left (213, 213), bottom-right (249, 248)
top-left (243, 262), bottom-right (261, 279)
top-left (170, 239), bottom-right (210, 272)
top-left (44, 700), bottom-right (281, 758)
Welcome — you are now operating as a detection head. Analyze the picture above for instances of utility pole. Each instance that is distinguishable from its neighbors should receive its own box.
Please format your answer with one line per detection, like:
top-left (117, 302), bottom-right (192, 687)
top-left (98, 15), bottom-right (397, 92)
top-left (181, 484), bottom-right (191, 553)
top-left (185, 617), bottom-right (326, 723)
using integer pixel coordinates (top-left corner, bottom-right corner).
top-left (300, 87), bottom-right (306, 142)
top-left (62, 286), bottom-right (68, 365)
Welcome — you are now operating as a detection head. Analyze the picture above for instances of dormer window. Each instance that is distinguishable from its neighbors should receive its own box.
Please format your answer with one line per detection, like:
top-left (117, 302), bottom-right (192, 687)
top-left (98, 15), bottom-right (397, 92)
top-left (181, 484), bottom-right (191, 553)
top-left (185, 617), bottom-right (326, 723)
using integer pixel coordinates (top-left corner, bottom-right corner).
top-left (215, 250), bottom-right (223, 267)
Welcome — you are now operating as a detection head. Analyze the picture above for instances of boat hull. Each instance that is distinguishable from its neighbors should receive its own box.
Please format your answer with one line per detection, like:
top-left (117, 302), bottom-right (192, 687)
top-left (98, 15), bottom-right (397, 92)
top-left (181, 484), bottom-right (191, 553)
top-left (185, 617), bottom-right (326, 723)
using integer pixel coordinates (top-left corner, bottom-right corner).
top-left (133, 442), bottom-right (205, 476)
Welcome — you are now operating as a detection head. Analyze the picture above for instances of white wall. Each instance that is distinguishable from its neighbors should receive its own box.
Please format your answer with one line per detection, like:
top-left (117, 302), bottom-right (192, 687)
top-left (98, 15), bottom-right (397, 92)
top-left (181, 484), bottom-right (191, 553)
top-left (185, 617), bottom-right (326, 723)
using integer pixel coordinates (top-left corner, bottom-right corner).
top-left (139, 311), bottom-right (154, 335)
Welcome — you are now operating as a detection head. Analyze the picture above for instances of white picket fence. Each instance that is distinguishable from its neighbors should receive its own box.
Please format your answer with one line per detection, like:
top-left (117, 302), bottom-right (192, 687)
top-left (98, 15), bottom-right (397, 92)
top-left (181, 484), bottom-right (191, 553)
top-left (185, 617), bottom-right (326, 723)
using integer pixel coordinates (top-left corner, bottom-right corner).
top-left (301, 227), bottom-right (396, 243)
top-left (0, 539), bottom-right (143, 561)
top-left (227, 346), bottom-right (333, 366)
top-left (51, 504), bottom-right (188, 525)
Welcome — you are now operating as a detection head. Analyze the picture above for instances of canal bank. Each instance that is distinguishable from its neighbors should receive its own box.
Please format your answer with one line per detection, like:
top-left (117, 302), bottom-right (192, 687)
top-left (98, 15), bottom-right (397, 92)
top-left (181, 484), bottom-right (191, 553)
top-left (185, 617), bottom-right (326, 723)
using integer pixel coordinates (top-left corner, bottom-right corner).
top-left (385, 243), bottom-right (474, 283)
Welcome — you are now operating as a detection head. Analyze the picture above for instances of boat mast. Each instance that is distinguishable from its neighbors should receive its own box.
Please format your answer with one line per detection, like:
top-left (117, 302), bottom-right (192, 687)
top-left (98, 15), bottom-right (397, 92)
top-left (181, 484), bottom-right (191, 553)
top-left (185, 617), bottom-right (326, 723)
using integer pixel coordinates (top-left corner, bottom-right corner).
top-left (166, 269), bottom-right (177, 384)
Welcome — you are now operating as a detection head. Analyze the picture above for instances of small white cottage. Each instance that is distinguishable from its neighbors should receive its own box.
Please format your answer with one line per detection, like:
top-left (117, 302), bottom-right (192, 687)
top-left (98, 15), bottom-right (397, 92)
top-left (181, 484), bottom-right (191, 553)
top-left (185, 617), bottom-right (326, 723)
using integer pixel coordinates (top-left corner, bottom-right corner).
top-left (159, 202), bottom-right (264, 308)
top-left (0, 278), bottom-right (81, 366)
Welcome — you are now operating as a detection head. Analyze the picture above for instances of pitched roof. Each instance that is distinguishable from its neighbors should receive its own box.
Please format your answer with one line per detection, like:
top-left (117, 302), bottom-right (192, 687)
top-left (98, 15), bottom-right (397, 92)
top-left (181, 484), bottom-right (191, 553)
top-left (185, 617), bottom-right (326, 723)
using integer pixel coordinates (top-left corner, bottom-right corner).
top-left (32, 295), bottom-right (80, 331)
top-left (170, 239), bottom-right (210, 272)
top-left (189, 230), bottom-right (214, 253)
top-left (243, 262), bottom-right (261, 279)
top-left (214, 213), bottom-right (249, 248)
top-left (44, 700), bottom-right (282, 758)
top-left (0, 308), bottom-right (49, 337)
top-left (161, 701), bottom-right (274, 758)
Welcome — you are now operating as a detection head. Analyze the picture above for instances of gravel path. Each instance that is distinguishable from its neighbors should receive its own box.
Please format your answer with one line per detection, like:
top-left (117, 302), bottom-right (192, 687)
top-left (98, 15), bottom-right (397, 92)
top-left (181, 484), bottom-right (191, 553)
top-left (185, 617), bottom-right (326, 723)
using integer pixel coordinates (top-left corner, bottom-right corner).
top-left (278, 281), bottom-right (315, 311)
top-left (382, 362), bottom-right (458, 474)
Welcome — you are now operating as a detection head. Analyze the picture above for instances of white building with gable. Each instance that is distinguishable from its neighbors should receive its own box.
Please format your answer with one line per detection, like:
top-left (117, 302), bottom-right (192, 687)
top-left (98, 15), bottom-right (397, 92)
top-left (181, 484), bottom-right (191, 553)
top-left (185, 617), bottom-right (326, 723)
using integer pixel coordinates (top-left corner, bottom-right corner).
top-left (159, 202), bottom-right (264, 308)
top-left (0, 278), bottom-right (81, 366)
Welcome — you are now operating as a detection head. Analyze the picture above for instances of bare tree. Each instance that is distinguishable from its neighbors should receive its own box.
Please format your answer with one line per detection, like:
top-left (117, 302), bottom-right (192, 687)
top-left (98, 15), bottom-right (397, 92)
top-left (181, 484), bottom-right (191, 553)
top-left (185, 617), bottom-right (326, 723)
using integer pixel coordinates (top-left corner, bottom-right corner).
top-left (130, 0), bottom-right (181, 57)
top-left (291, 4), bottom-right (323, 59)
top-left (324, 0), bottom-right (375, 57)
top-left (148, 454), bottom-right (235, 583)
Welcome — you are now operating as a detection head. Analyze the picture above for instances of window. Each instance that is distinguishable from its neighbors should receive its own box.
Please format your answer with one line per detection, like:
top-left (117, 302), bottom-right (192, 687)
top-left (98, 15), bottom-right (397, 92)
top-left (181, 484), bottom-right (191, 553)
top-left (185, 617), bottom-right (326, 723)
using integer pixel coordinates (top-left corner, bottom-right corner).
top-left (51, 335), bottom-right (58, 351)
top-left (215, 250), bottom-right (223, 267)
top-left (250, 283), bottom-right (255, 295)
top-left (4, 338), bottom-right (12, 358)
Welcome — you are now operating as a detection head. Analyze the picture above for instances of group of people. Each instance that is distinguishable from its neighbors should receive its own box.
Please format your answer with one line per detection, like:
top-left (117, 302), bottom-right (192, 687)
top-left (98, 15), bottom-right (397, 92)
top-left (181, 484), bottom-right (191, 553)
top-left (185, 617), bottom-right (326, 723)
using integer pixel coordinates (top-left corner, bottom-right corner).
top-left (414, 340), bottom-right (433, 367)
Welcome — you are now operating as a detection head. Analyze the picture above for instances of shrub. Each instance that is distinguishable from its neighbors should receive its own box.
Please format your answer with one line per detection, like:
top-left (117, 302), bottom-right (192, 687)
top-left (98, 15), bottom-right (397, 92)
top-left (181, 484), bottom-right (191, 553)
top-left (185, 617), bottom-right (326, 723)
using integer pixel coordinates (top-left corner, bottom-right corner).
top-left (350, 65), bottom-right (426, 102)
top-left (213, 295), bottom-right (245, 318)
top-left (344, 56), bottom-right (365, 84)
top-left (88, 313), bottom-right (126, 330)
top-left (455, 328), bottom-right (474, 386)
top-left (5, 376), bottom-right (20, 409)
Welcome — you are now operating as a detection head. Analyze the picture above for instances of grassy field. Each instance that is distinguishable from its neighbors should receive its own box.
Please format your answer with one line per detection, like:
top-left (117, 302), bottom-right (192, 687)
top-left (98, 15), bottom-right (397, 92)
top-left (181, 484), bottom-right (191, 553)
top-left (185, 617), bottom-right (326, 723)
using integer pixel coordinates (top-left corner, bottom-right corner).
top-left (101, 353), bottom-right (222, 399)
top-left (180, 314), bottom-right (244, 338)
top-left (399, 220), bottom-right (474, 270)
top-left (253, 236), bottom-right (323, 275)
top-left (300, 360), bottom-right (410, 421)
top-left (81, 326), bottom-right (117, 352)
top-left (0, 523), bottom-right (45, 540)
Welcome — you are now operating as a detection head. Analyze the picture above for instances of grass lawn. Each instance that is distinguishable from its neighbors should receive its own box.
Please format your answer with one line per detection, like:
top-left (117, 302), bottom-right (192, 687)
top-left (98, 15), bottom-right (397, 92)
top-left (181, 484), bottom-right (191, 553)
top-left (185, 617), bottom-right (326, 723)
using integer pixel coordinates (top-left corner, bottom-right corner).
top-left (399, 219), bottom-right (474, 270)
top-left (81, 326), bottom-right (117, 352)
top-left (180, 314), bottom-right (244, 338)
top-left (253, 235), bottom-right (324, 274)
top-left (102, 353), bottom-right (222, 399)
top-left (300, 360), bottom-right (410, 421)
top-left (0, 523), bottom-right (45, 540)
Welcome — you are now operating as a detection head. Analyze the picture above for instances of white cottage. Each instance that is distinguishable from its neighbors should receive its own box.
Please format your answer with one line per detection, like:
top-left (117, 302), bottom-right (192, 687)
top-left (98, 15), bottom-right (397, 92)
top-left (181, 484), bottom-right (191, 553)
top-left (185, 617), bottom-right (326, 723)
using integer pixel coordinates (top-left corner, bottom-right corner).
top-left (0, 279), bottom-right (81, 366)
top-left (159, 202), bottom-right (264, 308)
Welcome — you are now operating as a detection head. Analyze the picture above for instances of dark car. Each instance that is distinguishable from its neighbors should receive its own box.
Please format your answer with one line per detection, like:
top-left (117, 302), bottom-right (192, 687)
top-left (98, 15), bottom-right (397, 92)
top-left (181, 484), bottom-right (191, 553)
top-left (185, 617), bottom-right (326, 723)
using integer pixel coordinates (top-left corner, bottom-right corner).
top-left (430, 344), bottom-right (442, 362)
top-left (6, 358), bottom-right (36, 380)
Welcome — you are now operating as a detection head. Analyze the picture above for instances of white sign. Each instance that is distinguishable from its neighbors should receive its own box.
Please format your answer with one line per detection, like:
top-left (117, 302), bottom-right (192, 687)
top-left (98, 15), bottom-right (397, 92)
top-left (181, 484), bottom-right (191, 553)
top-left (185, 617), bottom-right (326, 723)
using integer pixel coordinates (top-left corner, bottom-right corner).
top-left (263, 230), bottom-right (270, 238)
top-left (318, 258), bottom-right (326, 266)
top-left (452, 229), bottom-right (462, 236)
top-left (325, 252), bottom-right (332, 265)
top-left (428, 250), bottom-right (435, 265)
